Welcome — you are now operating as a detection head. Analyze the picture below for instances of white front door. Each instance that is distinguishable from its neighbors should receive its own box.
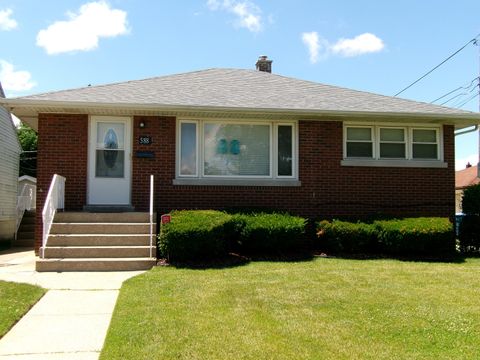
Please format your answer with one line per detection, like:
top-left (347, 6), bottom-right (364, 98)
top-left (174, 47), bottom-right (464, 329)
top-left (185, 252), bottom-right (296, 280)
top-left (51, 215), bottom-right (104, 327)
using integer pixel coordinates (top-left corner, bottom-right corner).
top-left (88, 116), bottom-right (131, 205)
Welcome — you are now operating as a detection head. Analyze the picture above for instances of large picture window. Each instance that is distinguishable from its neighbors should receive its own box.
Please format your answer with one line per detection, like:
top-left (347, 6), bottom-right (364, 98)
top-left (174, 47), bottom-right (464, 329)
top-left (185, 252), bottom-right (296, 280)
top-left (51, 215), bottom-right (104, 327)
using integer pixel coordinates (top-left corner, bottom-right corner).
top-left (178, 120), bottom-right (296, 180)
top-left (204, 123), bottom-right (270, 176)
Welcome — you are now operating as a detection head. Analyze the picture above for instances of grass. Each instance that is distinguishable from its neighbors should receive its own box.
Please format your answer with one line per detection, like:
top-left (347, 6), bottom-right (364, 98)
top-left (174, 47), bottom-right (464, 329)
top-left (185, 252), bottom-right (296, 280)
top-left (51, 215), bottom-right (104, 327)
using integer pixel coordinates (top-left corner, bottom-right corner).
top-left (0, 280), bottom-right (46, 338)
top-left (101, 258), bottom-right (480, 360)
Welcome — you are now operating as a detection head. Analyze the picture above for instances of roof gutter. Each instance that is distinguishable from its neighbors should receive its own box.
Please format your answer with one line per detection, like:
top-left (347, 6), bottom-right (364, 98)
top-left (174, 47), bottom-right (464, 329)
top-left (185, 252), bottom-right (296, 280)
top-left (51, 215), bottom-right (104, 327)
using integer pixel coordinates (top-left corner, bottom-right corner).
top-left (455, 125), bottom-right (478, 136)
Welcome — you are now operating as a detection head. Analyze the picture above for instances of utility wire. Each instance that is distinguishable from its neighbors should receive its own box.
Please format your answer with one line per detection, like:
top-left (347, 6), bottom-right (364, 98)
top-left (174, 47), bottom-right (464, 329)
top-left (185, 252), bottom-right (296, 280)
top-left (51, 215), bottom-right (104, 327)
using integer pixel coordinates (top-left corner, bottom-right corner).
top-left (440, 80), bottom-right (479, 106)
top-left (455, 92), bottom-right (479, 108)
top-left (450, 84), bottom-right (479, 107)
top-left (394, 33), bottom-right (480, 97)
top-left (430, 77), bottom-right (479, 103)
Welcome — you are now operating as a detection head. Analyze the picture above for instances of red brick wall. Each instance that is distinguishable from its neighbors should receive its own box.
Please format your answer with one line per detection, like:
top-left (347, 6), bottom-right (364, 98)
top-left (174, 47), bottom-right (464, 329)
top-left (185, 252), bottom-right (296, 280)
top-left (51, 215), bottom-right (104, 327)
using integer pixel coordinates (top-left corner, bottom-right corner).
top-left (35, 114), bottom-right (88, 251)
top-left (132, 116), bottom-right (455, 219)
top-left (36, 114), bottom-right (455, 251)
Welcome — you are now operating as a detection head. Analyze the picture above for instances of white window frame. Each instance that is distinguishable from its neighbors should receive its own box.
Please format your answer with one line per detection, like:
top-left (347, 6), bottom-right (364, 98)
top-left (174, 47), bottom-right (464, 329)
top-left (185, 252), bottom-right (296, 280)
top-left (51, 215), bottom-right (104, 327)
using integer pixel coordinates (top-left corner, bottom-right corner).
top-left (176, 119), bottom-right (298, 182)
top-left (377, 126), bottom-right (407, 159)
top-left (410, 127), bottom-right (440, 160)
top-left (342, 122), bottom-right (445, 168)
top-left (344, 126), bottom-right (375, 159)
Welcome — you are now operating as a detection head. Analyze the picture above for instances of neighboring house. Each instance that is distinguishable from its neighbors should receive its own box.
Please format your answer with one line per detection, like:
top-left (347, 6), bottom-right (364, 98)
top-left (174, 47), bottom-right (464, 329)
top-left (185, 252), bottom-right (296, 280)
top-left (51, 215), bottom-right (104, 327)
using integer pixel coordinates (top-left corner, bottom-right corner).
top-left (455, 163), bottom-right (479, 213)
top-left (2, 56), bottom-right (480, 253)
top-left (18, 175), bottom-right (37, 209)
top-left (0, 82), bottom-right (22, 242)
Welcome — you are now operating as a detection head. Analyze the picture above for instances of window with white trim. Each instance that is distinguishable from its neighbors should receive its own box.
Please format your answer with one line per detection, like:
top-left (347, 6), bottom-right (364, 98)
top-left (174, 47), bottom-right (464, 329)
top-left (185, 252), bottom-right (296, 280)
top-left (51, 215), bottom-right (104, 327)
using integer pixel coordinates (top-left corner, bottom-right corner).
top-left (411, 128), bottom-right (438, 159)
top-left (379, 127), bottom-right (406, 159)
top-left (344, 124), bottom-right (441, 161)
top-left (346, 127), bottom-right (373, 158)
top-left (177, 120), bottom-right (297, 179)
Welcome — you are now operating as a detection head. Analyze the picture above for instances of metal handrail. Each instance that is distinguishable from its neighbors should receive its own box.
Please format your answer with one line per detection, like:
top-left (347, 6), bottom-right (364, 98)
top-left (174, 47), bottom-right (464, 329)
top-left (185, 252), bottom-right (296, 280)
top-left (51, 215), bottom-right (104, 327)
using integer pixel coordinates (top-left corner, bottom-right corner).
top-left (15, 183), bottom-right (36, 239)
top-left (41, 174), bottom-right (65, 258)
top-left (149, 174), bottom-right (154, 258)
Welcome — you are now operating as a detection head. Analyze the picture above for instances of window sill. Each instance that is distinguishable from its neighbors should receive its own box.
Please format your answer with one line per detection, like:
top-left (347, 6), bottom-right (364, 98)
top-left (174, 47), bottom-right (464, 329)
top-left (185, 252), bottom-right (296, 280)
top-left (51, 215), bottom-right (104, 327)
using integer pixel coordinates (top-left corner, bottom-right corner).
top-left (341, 159), bottom-right (448, 168)
top-left (172, 179), bottom-right (301, 187)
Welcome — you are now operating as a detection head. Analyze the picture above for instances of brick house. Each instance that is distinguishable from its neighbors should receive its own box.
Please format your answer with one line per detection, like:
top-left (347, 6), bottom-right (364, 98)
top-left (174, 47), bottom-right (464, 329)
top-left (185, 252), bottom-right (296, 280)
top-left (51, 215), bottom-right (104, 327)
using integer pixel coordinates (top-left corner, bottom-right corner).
top-left (2, 57), bottom-right (480, 270)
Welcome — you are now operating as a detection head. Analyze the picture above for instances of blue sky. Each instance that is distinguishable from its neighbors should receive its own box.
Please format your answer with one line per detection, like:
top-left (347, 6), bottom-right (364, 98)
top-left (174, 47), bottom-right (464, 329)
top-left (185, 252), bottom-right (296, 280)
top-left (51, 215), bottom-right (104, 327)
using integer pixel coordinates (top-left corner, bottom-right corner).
top-left (1, 0), bottom-right (479, 169)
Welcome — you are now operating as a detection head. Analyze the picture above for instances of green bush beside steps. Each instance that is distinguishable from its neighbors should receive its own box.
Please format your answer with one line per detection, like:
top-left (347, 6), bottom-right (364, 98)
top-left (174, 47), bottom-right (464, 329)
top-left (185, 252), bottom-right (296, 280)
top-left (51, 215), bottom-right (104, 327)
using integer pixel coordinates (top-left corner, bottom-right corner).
top-left (158, 210), bottom-right (307, 262)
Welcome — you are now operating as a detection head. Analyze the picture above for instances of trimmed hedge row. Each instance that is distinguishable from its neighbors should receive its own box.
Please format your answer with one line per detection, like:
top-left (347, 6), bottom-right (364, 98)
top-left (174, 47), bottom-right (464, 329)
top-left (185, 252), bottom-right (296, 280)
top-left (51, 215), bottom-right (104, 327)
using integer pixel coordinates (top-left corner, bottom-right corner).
top-left (158, 210), bottom-right (231, 262)
top-left (317, 217), bottom-right (455, 256)
top-left (158, 210), bottom-right (307, 261)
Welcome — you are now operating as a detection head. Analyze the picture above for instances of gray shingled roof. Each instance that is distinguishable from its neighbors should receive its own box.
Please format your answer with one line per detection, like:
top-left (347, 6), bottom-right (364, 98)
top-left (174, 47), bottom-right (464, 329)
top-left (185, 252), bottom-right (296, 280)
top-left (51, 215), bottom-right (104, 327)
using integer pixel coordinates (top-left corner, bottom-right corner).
top-left (11, 68), bottom-right (473, 115)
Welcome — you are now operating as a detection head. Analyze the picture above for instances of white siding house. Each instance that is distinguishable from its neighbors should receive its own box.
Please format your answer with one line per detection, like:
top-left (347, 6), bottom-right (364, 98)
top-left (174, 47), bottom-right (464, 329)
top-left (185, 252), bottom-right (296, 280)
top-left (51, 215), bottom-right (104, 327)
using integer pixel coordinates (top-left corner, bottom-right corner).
top-left (0, 82), bottom-right (21, 241)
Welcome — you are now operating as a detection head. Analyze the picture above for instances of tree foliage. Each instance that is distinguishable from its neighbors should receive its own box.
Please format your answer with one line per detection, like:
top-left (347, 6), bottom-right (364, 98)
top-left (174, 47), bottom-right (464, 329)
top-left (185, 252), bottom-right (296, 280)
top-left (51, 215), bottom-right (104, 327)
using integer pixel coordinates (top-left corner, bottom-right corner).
top-left (17, 123), bottom-right (37, 177)
top-left (17, 123), bottom-right (37, 151)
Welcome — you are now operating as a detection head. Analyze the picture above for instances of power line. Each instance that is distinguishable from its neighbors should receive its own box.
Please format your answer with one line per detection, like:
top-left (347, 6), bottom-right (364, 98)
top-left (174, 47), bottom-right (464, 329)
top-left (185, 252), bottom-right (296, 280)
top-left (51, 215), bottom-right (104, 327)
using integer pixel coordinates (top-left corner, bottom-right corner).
top-left (430, 77), bottom-right (479, 103)
top-left (394, 33), bottom-right (480, 97)
top-left (440, 80), bottom-right (479, 106)
top-left (455, 92), bottom-right (479, 109)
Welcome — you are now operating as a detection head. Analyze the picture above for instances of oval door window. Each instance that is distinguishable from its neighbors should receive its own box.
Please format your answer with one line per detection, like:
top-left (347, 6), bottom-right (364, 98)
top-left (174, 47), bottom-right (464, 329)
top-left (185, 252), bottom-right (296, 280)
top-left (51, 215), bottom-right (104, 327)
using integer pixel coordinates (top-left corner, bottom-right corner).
top-left (104, 128), bottom-right (118, 168)
top-left (96, 125), bottom-right (125, 178)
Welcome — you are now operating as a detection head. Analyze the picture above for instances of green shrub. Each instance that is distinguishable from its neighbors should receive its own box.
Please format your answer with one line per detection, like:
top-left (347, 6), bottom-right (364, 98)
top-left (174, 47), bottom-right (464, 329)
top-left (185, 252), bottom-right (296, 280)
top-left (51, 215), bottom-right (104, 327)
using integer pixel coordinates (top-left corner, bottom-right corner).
top-left (374, 217), bottom-right (455, 256)
top-left (234, 213), bottom-right (306, 253)
top-left (317, 217), bottom-right (455, 256)
top-left (458, 215), bottom-right (480, 252)
top-left (158, 210), bottom-right (232, 261)
top-left (462, 184), bottom-right (480, 215)
top-left (316, 220), bottom-right (376, 253)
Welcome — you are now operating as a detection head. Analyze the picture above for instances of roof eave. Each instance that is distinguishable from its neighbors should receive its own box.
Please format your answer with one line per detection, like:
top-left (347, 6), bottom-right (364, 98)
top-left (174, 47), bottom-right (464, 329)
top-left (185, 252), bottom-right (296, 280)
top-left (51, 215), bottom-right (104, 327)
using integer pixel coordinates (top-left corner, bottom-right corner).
top-left (2, 98), bottom-right (480, 129)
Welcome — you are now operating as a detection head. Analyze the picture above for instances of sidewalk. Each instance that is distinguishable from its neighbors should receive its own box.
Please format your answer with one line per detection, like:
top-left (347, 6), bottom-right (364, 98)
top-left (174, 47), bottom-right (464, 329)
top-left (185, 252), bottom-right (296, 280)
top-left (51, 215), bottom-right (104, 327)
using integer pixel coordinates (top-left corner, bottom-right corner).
top-left (0, 248), bottom-right (145, 359)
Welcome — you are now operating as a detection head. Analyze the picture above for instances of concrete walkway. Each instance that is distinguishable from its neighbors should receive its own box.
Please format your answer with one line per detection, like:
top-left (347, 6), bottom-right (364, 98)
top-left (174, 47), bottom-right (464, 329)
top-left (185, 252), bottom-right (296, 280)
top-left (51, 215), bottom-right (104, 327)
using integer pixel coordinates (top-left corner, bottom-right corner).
top-left (0, 248), bottom-right (146, 359)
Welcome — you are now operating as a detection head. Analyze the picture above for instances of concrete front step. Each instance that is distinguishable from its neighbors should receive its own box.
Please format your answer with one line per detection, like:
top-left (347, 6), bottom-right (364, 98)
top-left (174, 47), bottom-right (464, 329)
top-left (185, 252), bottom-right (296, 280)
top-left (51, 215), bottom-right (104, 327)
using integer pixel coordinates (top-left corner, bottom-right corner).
top-left (55, 212), bottom-right (152, 223)
top-left (36, 257), bottom-right (157, 272)
top-left (50, 223), bottom-right (152, 234)
top-left (47, 234), bottom-right (152, 246)
top-left (42, 245), bottom-right (155, 258)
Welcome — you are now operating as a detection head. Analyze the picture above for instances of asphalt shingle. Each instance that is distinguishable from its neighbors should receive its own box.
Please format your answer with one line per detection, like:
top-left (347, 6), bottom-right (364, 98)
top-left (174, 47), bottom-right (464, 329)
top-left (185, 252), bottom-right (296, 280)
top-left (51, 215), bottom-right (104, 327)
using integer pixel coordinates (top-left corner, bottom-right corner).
top-left (12, 68), bottom-right (473, 115)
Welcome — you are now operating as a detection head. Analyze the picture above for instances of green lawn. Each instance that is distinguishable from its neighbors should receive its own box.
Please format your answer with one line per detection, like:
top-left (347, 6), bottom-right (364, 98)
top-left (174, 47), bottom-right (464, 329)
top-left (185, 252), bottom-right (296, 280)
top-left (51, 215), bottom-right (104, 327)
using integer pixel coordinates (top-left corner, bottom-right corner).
top-left (101, 258), bottom-right (480, 360)
top-left (0, 280), bottom-right (46, 338)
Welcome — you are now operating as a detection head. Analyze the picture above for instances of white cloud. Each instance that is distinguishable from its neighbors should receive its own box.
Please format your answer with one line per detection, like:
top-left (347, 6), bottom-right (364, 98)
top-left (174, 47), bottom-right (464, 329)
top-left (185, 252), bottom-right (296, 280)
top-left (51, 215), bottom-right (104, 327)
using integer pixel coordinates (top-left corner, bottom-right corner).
top-left (0, 8), bottom-right (17, 30)
top-left (0, 60), bottom-right (35, 92)
top-left (456, 153), bottom-right (479, 171)
top-left (301, 31), bottom-right (384, 63)
top-left (36, 1), bottom-right (129, 55)
top-left (207, 0), bottom-right (262, 32)
top-left (302, 32), bottom-right (320, 64)
top-left (331, 33), bottom-right (384, 57)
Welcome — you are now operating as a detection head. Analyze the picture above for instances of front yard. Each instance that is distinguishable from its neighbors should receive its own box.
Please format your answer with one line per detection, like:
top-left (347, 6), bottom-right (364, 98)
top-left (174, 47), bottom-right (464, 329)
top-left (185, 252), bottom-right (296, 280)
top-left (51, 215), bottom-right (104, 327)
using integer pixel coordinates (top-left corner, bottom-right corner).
top-left (101, 258), bottom-right (480, 360)
top-left (0, 280), bottom-right (46, 338)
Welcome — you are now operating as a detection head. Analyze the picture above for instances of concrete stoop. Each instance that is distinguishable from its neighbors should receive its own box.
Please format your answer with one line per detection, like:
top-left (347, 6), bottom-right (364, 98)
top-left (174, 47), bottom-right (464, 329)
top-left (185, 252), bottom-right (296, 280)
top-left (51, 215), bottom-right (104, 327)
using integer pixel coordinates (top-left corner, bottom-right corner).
top-left (37, 212), bottom-right (157, 272)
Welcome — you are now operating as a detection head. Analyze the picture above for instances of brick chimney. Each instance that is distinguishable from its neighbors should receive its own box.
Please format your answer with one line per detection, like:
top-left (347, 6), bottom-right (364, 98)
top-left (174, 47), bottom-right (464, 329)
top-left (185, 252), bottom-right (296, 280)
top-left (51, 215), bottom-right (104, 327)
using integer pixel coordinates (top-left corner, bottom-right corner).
top-left (256, 55), bottom-right (272, 73)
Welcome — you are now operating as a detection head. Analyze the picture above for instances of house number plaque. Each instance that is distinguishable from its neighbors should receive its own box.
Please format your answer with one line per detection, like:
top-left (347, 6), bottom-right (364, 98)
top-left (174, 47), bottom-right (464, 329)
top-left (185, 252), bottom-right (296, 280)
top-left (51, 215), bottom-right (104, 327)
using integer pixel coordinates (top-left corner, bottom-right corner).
top-left (139, 136), bottom-right (152, 145)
